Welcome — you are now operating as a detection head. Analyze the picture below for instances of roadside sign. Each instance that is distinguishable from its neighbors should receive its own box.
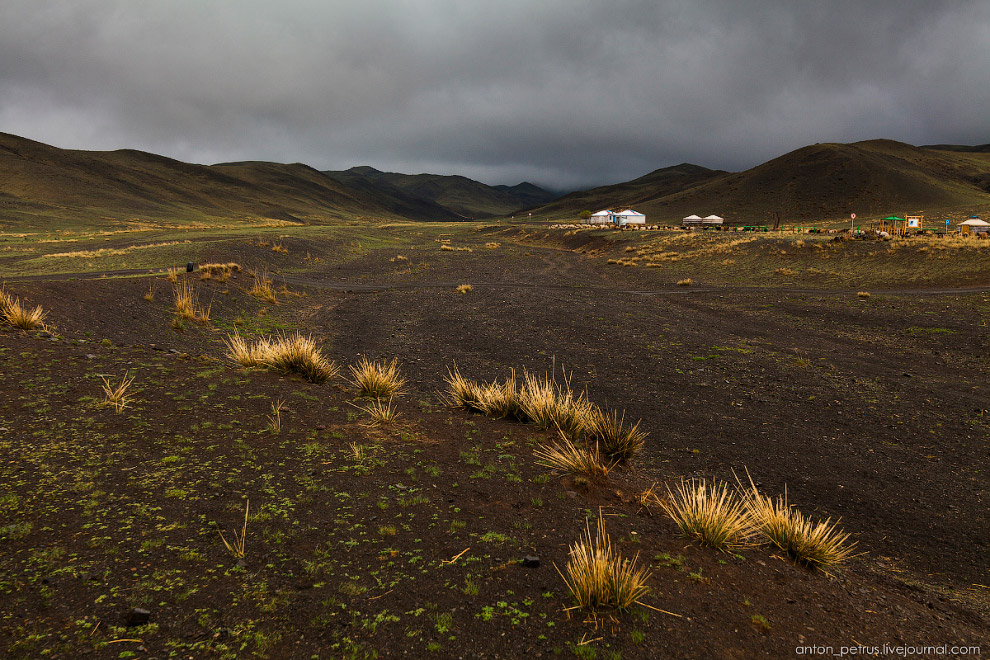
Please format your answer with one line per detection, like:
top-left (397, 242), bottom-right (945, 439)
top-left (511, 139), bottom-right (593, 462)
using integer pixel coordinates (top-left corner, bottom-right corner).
top-left (945, 219), bottom-right (951, 226)
top-left (851, 213), bottom-right (856, 219)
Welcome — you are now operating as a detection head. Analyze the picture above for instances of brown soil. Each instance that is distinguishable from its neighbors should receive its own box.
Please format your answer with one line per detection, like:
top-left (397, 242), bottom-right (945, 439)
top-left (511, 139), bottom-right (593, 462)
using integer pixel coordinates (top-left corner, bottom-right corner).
top-left (0, 229), bottom-right (987, 659)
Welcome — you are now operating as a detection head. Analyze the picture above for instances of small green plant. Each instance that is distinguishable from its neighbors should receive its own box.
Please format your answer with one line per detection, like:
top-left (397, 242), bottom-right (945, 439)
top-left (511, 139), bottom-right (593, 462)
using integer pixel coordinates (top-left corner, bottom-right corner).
top-left (751, 613), bottom-right (771, 631)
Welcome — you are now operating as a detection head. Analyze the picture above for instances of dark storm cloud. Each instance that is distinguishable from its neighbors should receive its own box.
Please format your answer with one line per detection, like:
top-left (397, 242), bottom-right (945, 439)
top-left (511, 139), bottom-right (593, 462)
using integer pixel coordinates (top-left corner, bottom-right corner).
top-left (1, 0), bottom-right (988, 189)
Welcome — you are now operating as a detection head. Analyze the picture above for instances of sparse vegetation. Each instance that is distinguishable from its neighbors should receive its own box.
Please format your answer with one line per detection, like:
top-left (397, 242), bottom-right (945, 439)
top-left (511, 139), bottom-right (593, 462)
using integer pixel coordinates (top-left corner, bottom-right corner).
top-left (457, 283), bottom-right (473, 294)
top-left (0, 288), bottom-right (48, 330)
top-left (584, 407), bottom-right (646, 465)
top-left (249, 270), bottom-right (278, 304)
top-left (356, 397), bottom-right (400, 425)
top-left (100, 371), bottom-right (136, 413)
top-left (534, 434), bottom-right (611, 479)
top-left (224, 332), bottom-right (338, 384)
top-left (172, 280), bottom-right (211, 324)
top-left (218, 500), bottom-right (250, 559)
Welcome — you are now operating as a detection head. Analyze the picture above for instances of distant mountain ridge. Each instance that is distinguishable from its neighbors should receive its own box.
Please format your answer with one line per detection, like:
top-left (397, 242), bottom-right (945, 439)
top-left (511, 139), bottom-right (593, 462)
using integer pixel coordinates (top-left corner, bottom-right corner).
top-left (322, 167), bottom-right (557, 219)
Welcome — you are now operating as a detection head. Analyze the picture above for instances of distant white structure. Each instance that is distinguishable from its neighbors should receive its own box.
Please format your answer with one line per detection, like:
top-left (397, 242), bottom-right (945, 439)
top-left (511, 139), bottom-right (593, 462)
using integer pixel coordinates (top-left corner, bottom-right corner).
top-left (682, 214), bottom-right (703, 226)
top-left (613, 209), bottom-right (646, 225)
top-left (588, 209), bottom-right (647, 226)
top-left (702, 214), bottom-right (724, 226)
top-left (960, 217), bottom-right (990, 235)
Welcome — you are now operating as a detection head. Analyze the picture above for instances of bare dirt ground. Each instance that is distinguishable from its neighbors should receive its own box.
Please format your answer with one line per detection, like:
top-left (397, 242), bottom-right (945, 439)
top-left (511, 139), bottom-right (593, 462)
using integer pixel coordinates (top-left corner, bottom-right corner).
top-left (0, 225), bottom-right (987, 659)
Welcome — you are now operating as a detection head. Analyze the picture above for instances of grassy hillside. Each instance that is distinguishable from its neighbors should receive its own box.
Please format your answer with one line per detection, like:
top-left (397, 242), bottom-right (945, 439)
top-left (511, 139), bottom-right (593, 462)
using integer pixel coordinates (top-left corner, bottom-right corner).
top-left (0, 133), bottom-right (430, 230)
top-left (532, 140), bottom-right (990, 225)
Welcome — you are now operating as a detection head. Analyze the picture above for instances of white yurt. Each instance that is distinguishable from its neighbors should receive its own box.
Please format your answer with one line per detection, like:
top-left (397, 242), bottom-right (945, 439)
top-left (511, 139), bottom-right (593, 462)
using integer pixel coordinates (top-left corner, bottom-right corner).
top-left (588, 210), bottom-right (613, 225)
top-left (960, 218), bottom-right (990, 235)
top-left (613, 209), bottom-right (646, 225)
top-left (702, 214), bottom-right (724, 225)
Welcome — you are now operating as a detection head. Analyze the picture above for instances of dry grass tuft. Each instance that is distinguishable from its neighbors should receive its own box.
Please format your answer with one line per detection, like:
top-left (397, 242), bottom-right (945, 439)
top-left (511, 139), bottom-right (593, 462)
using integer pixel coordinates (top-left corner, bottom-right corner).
top-left (349, 358), bottom-right (407, 399)
top-left (444, 366), bottom-right (486, 412)
top-left (267, 399), bottom-right (285, 433)
top-left (265, 333), bottom-right (339, 384)
top-left (173, 280), bottom-right (211, 324)
top-left (456, 284), bottom-right (473, 294)
top-left (857, 291), bottom-right (871, 298)
top-left (223, 333), bottom-right (274, 368)
top-left (519, 369), bottom-right (593, 440)
top-left (440, 244), bottom-right (455, 251)
top-left (676, 278), bottom-right (693, 286)
top-left (557, 510), bottom-right (651, 612)
top-left (475, 370), bottom-right (528, 421)
top-left (165, 267), bottom-right (180, 283)
top-left (356, 397), bottom-right (401, 425)
top-left (249, 271), bottom-right (278, 304)
top-left (535, 434), bottom-right (612, 479)
top-left (219, 500), bottom-right (249, 559)
top-left (584, 407), bottom-right (647, 465)
top-left (485, 242), bottom-right (500, 249)
top-left (739, 475), bottom-right (858, 571)
top-left (1, 290), bottom-right (49, 331)
top-left (101, 371), bottom-right (136, 413)
top-left (660, 478), bottom-right (756, 550)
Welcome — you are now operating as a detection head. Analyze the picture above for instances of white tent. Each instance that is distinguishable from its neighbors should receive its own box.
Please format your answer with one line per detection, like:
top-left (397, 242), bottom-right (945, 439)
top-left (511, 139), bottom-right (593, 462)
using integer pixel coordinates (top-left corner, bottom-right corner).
top-left (588, 210), bottom-right (612, 224)
top-left (702, 214), bottom-right (724, 224)
top-left (682, 214), bottom-right (702, 222)
top-left (614, 209), bottom-right (646, 225)
top-left (960, 218), bottom-right (990, 234)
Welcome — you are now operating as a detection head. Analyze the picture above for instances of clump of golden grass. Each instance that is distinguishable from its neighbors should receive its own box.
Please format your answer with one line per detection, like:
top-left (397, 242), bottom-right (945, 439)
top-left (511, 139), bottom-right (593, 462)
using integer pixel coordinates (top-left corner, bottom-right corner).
top-left (265, 333), bottom-right (338, 384)
top-left (267, 399), bottom-right (285, 433)
top-left (249, 271), bottom-right (278, 304)
top-left (676, 278), bottom-right (692, 286)
top-left (774, 267), bottom-right (796, 276)
top-left (173, 280), bottom-right (211, 324)
top-left (349, 358), bottom-right (406, 399)
top-left (857, 291), bottom-right (871, 298)
top-left (456, 246), bottom-right (473, 252)
top-left (444, 366), bottom-right (486, 412)
top-left (101, 371), bottom-right (136, 413)
top-left (272, 242), bottom-right (288, 254)
top-left (475, 371), bottom-right (528, 422)
top-left (557, 510), bottom-right (651, 612)
top-left (356, 397), bottom-right (401, 425)
top-left (456, 284), bottom-right (473, 294)
top-left (200, 262), bottom-right (241, 282)
top-left (0, 289), bottom-right (49, 331)
top-left (519, 369), bottom-right (593, 440)
top-left (219, 500), bottom-right (249, 559)
top-left (143, 283), bottom-right (155, 303)
top-left (440, 244), bottom-right (455, 251)
top-left (584, 407), bottom-right (647, 465)
top-left (535, 434), bottom-right (612, 479)
top-left (390, 254), bottom-right (409, 263)
top-left (165, 267), bottom-right (180, 283)
top-left (485, 242), bottom-right (500, 249)
top-left (660, 478), bottom-right (755, 550)
top-left (224, 332), bottom-right (337, 383)
top-left (738, 475), bottom-right (857, 571)
top-left (223, 333), bottom-right (273, 367)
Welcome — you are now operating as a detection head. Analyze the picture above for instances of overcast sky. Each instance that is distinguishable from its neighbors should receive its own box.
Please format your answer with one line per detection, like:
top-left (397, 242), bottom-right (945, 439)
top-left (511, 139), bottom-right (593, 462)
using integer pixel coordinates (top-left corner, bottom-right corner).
top-left (1, 1), bottom-right (989, 190)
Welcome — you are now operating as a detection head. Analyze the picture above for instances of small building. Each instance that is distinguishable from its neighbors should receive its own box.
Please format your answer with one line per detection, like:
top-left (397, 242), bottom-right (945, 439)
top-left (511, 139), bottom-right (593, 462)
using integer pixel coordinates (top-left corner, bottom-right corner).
top-left (682, 214), bottom-right (703, 227)
top-left (613, 209), bottom-right (646, 225)
top-left (960, 217), bottom-right (990, 235)
top-left (702, 214), bottom-right (724, 226)
top-left (588, 210), bottom-right (612, 225)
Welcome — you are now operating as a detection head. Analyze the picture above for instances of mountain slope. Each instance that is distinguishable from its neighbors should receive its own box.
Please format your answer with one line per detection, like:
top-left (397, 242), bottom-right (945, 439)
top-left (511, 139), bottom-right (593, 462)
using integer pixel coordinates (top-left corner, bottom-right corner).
top-left (0, 133), bottom-right (444, 227)
top-left (323, 167), bottom-right (557, 218)
top-left (532, 141), bottom-right (990, 223)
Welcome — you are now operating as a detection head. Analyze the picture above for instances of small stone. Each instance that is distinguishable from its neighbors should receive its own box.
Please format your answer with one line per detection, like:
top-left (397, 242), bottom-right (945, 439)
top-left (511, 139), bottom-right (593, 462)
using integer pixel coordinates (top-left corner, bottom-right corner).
top-left (565, 490), bottom-right (577, 498)
top-left (85, 354), bottom-right (98, 359)
top-left (236, 558), bottom-right (248, 569)
top-left (126, 607), bottom-right (151, 627)
top-left (521, 556), bottom-right (540, 568)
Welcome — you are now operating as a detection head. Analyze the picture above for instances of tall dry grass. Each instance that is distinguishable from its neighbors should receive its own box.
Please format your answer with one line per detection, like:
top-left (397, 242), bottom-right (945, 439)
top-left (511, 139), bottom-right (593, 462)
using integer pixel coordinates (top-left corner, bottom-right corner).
top-left (0, 287), bottom-right (49, 331)
top-left (738, 474), bottom-right (858, 571)
top-left (557, 510), bottom-right (651, 612)
top-left (535, 434), bottom-right (612, 479)
top-left (660, 478), bottom-right (756, 550)
top-left (584, 407), bottom-right (646, 465)
top-left (173, 280), bottom-right (211, 324)
top-left (224, 332), bottom-right (338, 384)
top-left (349, 358), bottom-right (406, 399)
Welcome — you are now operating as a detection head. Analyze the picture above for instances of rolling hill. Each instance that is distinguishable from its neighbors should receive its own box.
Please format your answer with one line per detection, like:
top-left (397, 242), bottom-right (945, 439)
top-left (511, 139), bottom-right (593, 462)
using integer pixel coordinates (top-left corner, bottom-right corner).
top-left (322, 167), bottom-right (557, 219)
top-left (532, 140), bottom-right (990, 224)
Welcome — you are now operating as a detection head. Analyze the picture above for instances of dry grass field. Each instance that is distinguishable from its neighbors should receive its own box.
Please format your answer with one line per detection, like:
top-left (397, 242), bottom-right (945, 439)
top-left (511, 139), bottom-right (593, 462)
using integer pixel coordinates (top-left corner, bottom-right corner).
top-left (0, 220), bottom-right (987, 659)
